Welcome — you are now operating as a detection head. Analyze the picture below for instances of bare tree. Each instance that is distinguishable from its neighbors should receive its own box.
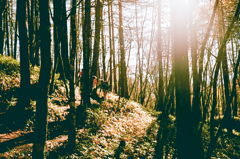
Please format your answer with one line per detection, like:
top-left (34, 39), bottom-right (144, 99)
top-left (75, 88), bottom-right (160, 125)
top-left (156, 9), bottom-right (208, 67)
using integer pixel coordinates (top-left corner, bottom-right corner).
top-left (17, 0), bottom-right (30, 114)
top-left (118, 0), bottom-right (128, 99)
top-left (172, 0), bottom-right (195, 158)
top-left (67, 0), bottom-right (77, 151)
top-left (32, 0), bottom-right (52, 157)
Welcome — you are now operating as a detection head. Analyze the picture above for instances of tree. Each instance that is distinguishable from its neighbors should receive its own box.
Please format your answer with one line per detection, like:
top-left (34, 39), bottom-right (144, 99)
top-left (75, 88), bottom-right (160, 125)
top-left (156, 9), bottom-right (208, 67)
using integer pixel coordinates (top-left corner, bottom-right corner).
top-left (34, 0), bottom-right (40, 66)
top-left (32, 0), bottom-right (52, 157)
top-left (82, 0), bottom-right (91, 106)
top-left (172, 0), bottom-right (195, 158)
top-left (111, 1), bottom-right (117, 94)
top-left (101, 8), bottom-right (106, 81)
top-left (49, 0), bottom-right (61, 95)
top-left (155, 0), bottom-right (164, 158)
top-left (0, 0), bottom-right (6, 55)
top-left (156, 0), bottom-right (163, 112)
top-left (118, 0), bottom-right (128, 99)
top-left (60, 0), bottom-right (70, 80)
top-left (13, 2), bottom-right (18, 59)
top-left (206, 2), bottom-right (240, 158)
top-left (17, 0), bottom-right (30, 113)
top-left (91, 0), bottom-right (102, 80)
top-left (67, 0), bottom-right (77, 152)
top-left (28, 0), bottom-right (34, 65)
top-left (108, 0), bottom-right (113, 91)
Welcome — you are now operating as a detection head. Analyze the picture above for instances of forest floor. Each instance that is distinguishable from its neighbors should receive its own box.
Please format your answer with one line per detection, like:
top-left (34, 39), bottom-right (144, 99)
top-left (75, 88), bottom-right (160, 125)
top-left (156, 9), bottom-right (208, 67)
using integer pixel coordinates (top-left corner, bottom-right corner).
top-left (0, 55), bottom-right (160, 158)
top-left (0, 87), bottom-right (159, 158)
top-left (1, 55), bottom-right (240, 158)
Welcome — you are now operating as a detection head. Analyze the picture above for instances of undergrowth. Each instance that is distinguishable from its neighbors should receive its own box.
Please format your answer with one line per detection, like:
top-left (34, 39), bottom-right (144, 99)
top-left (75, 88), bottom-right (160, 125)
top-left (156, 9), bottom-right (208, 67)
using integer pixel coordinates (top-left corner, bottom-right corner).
top-left (1, 55), bottom-right (240, 158)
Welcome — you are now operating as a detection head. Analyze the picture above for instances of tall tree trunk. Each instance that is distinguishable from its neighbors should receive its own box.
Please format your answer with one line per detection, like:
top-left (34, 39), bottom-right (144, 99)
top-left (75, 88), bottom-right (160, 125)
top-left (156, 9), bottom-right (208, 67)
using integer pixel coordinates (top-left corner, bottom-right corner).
top-left (60, 0), bottom-right (70, 80)
top-left (219, 2), bottom-right (231, 132)
top-left (134, 0), bottom-right (142, 104)
top-left (34, 0), bottom-right (40, 66)
top-left (101, 11), bottom-right (106, 81)
top-left (91, 0), bottom-right (102, 79)
top-left (206, 2), bottom-right (240, 158)
top-left (13, 3), bottom-right (18, 59)
top-left (82, 0), bottom-right (91, 106)
top-left (108, 0), bottom-right (113, 91)
top-left (118, 0), bottom-right (128, 99)
top-left (5, 11), bottom-right (10, 57)
top-left (28, 0), bottom-right (34, 65)
top-left (10, 3), bottom-right (14, 57)
top-left (17, 0), bottom-right (30, 112)
top-left (49, 0), bottom-right (61, 94)
top-left (172, 0), bottom-right (195, 158)
top-left (157, 0), bottom-right (163, 112)
top-left (189, 0), bottom-right (204, 158)
top-left (0, 0), bottom-right (6, 55)
top-left (111, 1), bottom-right (117, 94)
top-left (32, 0), bottom-right (51, 158)
top-left (68, 0), bottom-right (77, 151)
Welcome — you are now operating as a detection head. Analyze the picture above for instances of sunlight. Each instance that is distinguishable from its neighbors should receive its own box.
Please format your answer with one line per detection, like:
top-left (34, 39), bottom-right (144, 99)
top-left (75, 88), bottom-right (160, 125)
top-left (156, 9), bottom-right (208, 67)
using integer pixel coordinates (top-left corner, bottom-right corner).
top-left (1, 0), bottom-right (240, 158)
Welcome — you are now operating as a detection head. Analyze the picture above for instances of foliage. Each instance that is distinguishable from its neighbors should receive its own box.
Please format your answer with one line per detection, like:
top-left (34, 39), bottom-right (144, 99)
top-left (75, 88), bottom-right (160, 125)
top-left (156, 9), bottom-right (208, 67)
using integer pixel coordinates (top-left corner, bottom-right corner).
top-left (49, 73), bottom-right (69, 105)
top-left (66, 94), bottom-right (158, 158)
top-left (0, 55), bottom-right (39, 113)
top-left (201, 123), bottom-right (240, 159)
top-left (0, 55), bottom-right (20, 75)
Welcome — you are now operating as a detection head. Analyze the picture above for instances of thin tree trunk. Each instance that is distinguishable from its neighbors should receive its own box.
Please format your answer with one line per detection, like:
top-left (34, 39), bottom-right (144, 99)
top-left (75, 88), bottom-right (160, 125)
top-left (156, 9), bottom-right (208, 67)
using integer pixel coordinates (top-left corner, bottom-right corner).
top-left (0, 0), bottom-right (6, 55)
top-left (28, 0), bottom-right (34, 65)
top-left (101, 13), bottom-right (106, 80)
top-left (118, 0), bottom-right (128, 99)
top-left (111, 1), bottom-right (117, 94)
top-left (134, 0), bottom-right (142, 104)
top-left (68, 0), bottom-right (77, 151)
top-left (219, 2), bottom-right (231, 132)
top-left (91, 0), bottom-right (102, 79)
top-left (32, 0), bottom-right (52, 157)
top-left (5, 11), bottom-right (10, 57)
top-left (189, 0), bottom-right (204, 158)
top-left (157, 0), bottom-right (163, 112)
top-left (17, 0), bottom-right (30, 113)
top-left (82, 0), bottom-right (91, 106)
top-left (206, 2), bottom-right (240, 158)
top-left (34, 0), bottom-right (40, 66)
top-left (60, 0), bottom-right (70, 80)
top-left (13, 4), bottom-right (18, 59)
top-left (108, 0), bottom-right (113, 91)
top-left (50, 0), bottom-right (61, 95)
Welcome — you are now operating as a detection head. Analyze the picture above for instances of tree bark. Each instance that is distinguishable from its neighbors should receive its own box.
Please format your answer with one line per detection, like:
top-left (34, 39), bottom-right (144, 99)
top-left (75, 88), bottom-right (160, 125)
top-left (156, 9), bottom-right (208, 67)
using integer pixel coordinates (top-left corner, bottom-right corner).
top-left (0, 0), bottom-right (6, 55)
top-left (157, 0), bottom-right (163, 112)
top-left (108, 0), bottom-right (113, 92)
top-left (68, 0), bottom-right (77, 151)
top-left (28, 0), bottom-right (34, 65)
top-left (172, 0), bottom-right (195, 158)
top-left (13, 2), bottom-right (18, 59)
top-left (60, 0), bottom-right (70, 80)
top-left (101, 11), bottom-right (106, 81)
top-left (17, 0), bottom-right (30, 112)
top-left (206, 2), bottom-right (240, 158)
top-left (82, 0), bottom-right (91, 106)
top-left (91, 0), bottom-right (102, 80)
top-left (111, 1), bottom-right (117, 94)
top-left (118, 0), bottom-right (128, 99)
top-left (32, 0), bottom-right (52, 157)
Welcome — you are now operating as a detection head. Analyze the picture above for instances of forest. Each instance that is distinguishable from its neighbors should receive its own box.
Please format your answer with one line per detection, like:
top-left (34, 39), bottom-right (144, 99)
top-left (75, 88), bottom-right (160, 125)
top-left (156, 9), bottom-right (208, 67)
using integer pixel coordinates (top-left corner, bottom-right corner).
top-left (0, 0), bottom-right (240, 158)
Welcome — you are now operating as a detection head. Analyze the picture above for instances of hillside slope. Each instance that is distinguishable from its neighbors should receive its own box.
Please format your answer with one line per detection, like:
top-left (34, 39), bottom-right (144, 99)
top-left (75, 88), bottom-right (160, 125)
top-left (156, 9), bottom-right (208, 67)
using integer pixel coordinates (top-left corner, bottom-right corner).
top-left (0, 55), bottom-right (160, 158)
top-left (0, 91), bottom-right (159, 158)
